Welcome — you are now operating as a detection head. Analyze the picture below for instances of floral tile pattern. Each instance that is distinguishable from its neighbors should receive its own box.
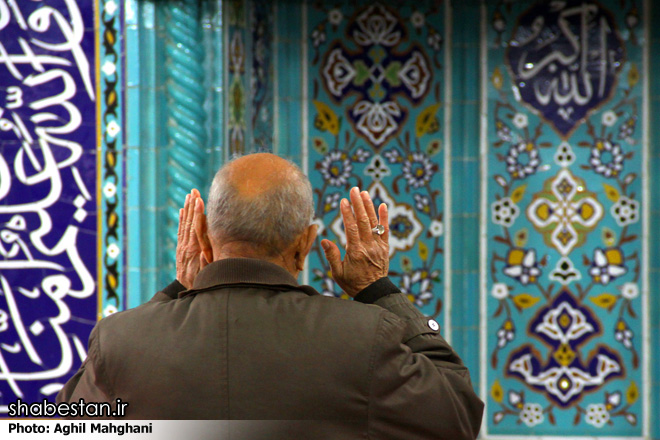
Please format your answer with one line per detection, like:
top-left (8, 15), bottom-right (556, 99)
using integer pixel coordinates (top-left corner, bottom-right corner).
top-left (227, 0), bottom-right (248, 156)
top-left (307, 1), bottom-right (446, 318)
top-left (485, 0), bottom-right (645, 436)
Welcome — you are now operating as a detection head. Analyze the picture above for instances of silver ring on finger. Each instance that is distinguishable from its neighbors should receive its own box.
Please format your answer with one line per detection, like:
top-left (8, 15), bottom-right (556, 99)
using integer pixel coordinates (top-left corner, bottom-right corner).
top-left (372, 224), bottom-right (385, 236)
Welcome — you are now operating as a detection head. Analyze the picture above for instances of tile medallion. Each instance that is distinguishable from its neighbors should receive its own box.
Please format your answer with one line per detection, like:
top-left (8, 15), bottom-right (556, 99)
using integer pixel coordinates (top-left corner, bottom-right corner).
top-left (307, 1), bottom-right (446, 319)
top-left (484, 0), bottom-right (645, 436)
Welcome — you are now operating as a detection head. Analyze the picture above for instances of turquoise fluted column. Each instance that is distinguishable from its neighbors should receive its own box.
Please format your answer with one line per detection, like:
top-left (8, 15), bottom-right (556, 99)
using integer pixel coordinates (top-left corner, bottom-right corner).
top-left (165, 0), bottom-right (207, 267)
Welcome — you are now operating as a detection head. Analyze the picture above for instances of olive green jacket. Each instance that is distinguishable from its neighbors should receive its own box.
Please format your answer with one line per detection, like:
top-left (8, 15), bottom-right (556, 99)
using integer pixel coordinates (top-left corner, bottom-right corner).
top-left (57, 258), bottom-right (483, 439)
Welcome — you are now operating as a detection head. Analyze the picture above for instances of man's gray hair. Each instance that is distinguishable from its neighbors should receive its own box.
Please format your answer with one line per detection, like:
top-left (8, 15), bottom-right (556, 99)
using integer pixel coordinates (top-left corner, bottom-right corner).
top-left (206, 157), bottom-right (314, 255)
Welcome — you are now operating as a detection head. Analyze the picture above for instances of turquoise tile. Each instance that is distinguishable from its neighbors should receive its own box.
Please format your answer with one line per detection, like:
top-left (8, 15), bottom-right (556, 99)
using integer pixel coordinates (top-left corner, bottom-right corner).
top-left (450, 160), bottom-right (465, 213)
top-left (279, 42), bottom-right (303, 96)
top-left (451, 7), bottom-right (467, 45)
top-left (140, 147), bottom-right (157, 209)
top-left (462, 46), bottom-right (480, 102)
top-left (124, 0), bottom-right (138, 25)
top-left (451, 272), bottom-right (466, 315)
top-left (462, 275), bottom-right (479, 328)
top-left (450, 104), bottom-right (465, 158)
top-left (125, 26), bottom-right (141, 86)
top-left (140, 29), bottom-right (157, 81)
top-left (126, 269), bottom-right (142, 309)
top-left (126, 148), bottom-right (141, 208)
top-left (286, 100), bottom-right (302, 155)
top-left (651, 67), bottom-right (660, 98)
top-left (463, 216), bottom-right (479, 270)
top-left (651, 221), bottom-right (660, 267)
top-left (276, 101), bottom-right (290, 157)
top-left (156, 146), bottom-right (171, 208)
top-left (141, 0), bottom-right (156, 29)
top-left (126, 212), bottom-right (142, 264)
top-left (155, 90), bottom-right (169, 147)
top-left (450, 219), bottom-right (465, 271)
top-left (126, 86), bottom-right (141, 147)
top-left (462, 161), bottom-right (480, 214)
top-left (450, 278), bottom-right (465, 317)
top-left (139, 87), bottom-right (157, 148)
top-left (462, 328), bottom-right (480, 388)
top-left (463, 109), bottom-right (480, 159)
top-left (650, 273), bottom-right (660, 327)
top-left (277, 5), bottom-right (301, 42)
top-left (140, 271), bottom-right (158, 304)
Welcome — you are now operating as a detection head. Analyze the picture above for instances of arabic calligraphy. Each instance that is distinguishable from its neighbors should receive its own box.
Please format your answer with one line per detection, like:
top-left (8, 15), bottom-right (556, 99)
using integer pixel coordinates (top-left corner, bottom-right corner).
top-left (506, 0), bottom-right (624, 137)
top-left (0, 0), bottom-right (97, 411)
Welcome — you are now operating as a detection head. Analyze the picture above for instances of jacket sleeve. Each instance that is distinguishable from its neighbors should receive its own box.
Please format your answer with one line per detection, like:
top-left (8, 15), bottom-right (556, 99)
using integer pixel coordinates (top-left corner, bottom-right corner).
top-left (56, 325), bottom-right (113, 410)
top-left (356, 278), bottom-right (484, 440)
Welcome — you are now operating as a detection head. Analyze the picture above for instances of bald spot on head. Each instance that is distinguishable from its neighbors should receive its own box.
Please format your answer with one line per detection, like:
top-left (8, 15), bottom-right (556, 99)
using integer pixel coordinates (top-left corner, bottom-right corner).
top-left (224, 153), bottom-right (298, 199)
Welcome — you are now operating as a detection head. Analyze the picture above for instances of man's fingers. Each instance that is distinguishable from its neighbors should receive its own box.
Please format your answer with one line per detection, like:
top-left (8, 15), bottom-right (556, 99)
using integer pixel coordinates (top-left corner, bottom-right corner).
top-left (321, 239), bottom-right (342, 277)
top-left (181, 193), bottom-right (191, 245)
top-left (360, 191), bottom-right (378, 228)
top-left (340, 198), bottom-right (359, 248)
top-left (177, 208), bottom-right (184, 240)
top-left (378, 203), bottom-right (389, 243)
top-left (189, 193), bottom-right (199, 242)
top-left (194, 197), bottom-right (214, 263)
top-left (349, 187), bottom-right (373, 240)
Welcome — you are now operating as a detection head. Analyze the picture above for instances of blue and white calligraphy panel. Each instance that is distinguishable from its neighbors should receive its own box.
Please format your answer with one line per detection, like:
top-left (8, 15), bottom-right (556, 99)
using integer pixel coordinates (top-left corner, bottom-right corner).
top-left (0, 0), bottom-right (100, 411)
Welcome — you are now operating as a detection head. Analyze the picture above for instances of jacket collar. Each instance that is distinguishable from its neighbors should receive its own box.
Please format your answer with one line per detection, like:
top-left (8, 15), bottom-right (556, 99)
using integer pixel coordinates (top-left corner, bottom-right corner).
top-left (181, 258), bottom-right (319, 298)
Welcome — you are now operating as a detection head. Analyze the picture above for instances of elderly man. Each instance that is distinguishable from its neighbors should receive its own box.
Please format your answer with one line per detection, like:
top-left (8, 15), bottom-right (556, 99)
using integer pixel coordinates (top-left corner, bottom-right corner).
top-left (57, 153), bottom-right (483, 438)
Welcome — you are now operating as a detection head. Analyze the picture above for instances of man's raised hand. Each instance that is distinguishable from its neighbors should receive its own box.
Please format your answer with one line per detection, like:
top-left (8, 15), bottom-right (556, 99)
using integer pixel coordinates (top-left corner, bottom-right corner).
top-left (321, 187), bottom-right (390, 297)
top-left (176, 189), bottom-right (209, 289)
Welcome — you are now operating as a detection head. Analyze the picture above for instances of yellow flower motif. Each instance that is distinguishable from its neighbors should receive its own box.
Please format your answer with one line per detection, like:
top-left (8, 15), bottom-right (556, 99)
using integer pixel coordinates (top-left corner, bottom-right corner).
top-left (313, 100), bottom-right (340, 136)
top-left (628, 63), bottom-right (639, 88)
top-left (491, 380), bottom-right (503, 403)
top-left (512, 293), bottom-right (540, 309)
top-left (415, 103), bottom-right (441, 137)
top-left (510, 185), bottom-right (527, 204)
top-left (626, 381), bottom-right (639, 405)
top-left (492, 66), bottom-right (503, 90)
top-left (603, 183), bottom-right (620, 202)
top-left (589, 293), bottom-right (619, 309)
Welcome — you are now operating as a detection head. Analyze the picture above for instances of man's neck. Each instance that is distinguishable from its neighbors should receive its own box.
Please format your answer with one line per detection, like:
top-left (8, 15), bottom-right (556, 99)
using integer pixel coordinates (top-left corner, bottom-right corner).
top-left (211, 240), bottom-right (299, 279)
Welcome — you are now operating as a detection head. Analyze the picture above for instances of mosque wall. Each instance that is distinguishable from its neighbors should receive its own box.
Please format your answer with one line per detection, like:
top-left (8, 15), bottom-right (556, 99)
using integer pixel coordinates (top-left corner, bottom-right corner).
top-left (0, 0), bottom-right (658, 437)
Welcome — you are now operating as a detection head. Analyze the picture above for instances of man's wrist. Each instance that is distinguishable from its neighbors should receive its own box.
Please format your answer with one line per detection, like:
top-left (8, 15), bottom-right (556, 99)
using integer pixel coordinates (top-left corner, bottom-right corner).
top-left (353, 277), bottom-right (400, 304)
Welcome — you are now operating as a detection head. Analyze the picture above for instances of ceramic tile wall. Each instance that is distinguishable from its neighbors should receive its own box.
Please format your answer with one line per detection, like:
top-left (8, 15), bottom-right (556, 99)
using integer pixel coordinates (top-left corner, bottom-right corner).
top-left (305, 1), bottom-right (448, 329)
top-left (649, 2), bottom-right (660, 438)
top-left (124, 0), bottom-right (223, 302)
top-left (25, 0), bottom-right (653, 435)
top-left (482, 0), bottom-right (647, 436)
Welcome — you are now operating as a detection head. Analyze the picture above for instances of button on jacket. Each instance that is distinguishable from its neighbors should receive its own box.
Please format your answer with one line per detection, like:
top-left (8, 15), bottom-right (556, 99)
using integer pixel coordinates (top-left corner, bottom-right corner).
top-left (58, 258), bottom-right (484, 439)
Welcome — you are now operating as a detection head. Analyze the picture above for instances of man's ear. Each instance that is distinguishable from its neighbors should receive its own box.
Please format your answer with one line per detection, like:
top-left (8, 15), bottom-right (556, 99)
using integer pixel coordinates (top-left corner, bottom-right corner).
top-left (295, 223), bottom-right (318, 271)
top-left (194, 198), bottom-right (214, 264)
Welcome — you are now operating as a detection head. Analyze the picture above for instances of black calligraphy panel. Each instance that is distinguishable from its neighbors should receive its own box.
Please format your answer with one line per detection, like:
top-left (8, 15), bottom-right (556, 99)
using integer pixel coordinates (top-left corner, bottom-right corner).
top-left (507, 0), bottom-right (624, 137)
